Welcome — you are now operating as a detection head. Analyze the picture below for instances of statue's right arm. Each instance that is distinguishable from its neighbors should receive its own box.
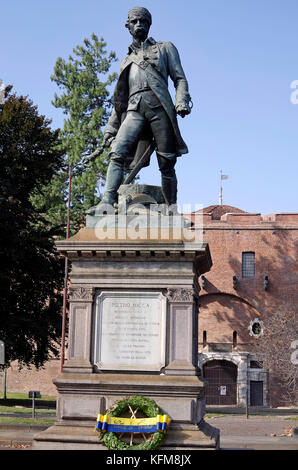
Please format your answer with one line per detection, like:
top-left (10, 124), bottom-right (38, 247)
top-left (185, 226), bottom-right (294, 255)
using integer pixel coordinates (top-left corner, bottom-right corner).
top-left (103, 57), bottom-right (128, 145)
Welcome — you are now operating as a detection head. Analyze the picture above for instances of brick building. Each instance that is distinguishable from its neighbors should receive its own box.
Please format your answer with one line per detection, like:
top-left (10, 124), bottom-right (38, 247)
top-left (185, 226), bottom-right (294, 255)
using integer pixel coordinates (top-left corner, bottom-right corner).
top-left (1, 204), bottom-right (297, 407)
top-left (185, 204), bottom-right (298, 407)
top-left (2, 358), bottom-right (59, 397)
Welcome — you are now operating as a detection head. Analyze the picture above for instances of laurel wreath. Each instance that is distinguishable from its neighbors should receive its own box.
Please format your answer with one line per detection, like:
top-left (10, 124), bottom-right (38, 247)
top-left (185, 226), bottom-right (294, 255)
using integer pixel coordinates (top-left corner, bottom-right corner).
top-left (99, 395), bottom-right (166, 450)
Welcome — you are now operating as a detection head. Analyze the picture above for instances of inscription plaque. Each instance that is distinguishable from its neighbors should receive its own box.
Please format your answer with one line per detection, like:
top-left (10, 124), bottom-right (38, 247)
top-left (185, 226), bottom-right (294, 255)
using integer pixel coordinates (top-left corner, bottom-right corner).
top-left (95, 291), bottom-right (166, 371)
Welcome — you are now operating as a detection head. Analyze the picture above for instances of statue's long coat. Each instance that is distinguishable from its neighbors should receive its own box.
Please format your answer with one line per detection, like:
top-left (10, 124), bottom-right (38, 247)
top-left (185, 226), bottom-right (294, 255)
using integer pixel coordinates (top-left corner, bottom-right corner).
top-left (105, 37), bottom-right (191, 170)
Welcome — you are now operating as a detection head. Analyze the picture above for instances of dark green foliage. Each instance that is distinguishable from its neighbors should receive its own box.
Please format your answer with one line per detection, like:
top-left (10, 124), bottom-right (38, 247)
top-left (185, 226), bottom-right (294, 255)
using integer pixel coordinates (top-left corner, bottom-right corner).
top-left (49, 34), bottom-right (118, 235)
top-left (0, 87), bottom-right (65, 368)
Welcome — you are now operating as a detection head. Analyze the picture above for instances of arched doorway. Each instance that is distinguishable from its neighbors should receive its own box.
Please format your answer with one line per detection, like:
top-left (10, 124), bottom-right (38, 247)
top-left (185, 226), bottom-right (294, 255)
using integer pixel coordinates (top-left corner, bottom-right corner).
top-left (203, 360), bottom-right (237, 405)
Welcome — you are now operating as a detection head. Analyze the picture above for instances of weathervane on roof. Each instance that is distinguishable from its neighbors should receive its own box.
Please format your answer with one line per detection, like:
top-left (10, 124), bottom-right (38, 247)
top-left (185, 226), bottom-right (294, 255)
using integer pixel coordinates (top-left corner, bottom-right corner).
top-left (219, 170), bottom-right (229, 205)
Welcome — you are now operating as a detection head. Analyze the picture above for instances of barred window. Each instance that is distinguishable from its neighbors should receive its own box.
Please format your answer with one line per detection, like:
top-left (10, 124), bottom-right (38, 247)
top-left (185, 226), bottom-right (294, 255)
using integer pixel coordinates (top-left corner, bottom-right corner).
top-left (233, 331), bottom-right (237, 348)
top-left (242, 252), bottom-right (255, 278)
top-left (203, 330), bottom-right (207, 348)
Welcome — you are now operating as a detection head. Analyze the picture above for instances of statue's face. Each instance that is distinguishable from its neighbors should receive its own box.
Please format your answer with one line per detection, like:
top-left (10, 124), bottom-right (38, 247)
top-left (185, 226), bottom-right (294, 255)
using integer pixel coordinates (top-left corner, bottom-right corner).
top-left (127, 12), bottom-right (150, 41)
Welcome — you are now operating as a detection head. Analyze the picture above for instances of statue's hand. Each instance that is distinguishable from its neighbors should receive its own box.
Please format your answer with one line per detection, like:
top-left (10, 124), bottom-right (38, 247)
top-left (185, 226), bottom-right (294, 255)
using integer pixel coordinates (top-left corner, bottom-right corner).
top-left (81, 134), bottom-right (115, 168)
top-left (176, 103), bottom-right (191, 118)
top-left (82, 152), bottom-right (96, 168)
top-left (102, 133), bottom-right (115, 148)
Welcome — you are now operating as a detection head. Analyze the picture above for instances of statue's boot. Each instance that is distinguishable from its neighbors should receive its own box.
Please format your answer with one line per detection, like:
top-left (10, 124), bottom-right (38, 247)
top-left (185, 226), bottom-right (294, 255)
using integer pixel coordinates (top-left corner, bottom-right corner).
top-left (86, 159), bottom-right (124, 215)
top-left (161, 174), bottom-right (178, 215)
top-left (161, 175), bottom-right (193, 227)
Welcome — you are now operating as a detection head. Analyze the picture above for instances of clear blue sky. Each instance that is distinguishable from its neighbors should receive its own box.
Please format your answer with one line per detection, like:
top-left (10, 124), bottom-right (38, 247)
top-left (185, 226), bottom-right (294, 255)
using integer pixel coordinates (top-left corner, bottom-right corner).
top-left (1, 0), bottom-right (298, 215)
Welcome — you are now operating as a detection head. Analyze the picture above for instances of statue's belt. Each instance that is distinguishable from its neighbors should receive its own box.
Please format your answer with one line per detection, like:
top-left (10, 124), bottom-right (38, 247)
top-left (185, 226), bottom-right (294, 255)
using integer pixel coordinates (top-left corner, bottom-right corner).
top-left (129, 86), bottom-right (151, 98)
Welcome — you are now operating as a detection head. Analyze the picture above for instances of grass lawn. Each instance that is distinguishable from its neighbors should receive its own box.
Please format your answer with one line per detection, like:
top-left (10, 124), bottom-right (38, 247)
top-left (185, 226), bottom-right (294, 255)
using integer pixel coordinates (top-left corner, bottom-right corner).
top-left (0, 416), bottom-right (56, 425)
top-left (0, 392), bottom-right (56, 408)
top-left (0, 392), bottom-right (56, 425)
top-left (0, 405), bottom-right (55, 414)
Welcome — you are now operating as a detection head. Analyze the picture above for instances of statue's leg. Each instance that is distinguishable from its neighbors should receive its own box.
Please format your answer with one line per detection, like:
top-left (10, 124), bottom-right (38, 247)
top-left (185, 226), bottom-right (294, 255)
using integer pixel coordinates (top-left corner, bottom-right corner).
top-left (103, 110), bottom-right (145, 199)
top-left (86, 153), bottom-right (125, 214)
top-left (87, 111), bottom-right (146, 214)
top-left (101, 153), bottom-right (125, 205)
top-left (157, 153), bottom-right (178, 207)
top-left (146, 104), bottom-right (178, 210)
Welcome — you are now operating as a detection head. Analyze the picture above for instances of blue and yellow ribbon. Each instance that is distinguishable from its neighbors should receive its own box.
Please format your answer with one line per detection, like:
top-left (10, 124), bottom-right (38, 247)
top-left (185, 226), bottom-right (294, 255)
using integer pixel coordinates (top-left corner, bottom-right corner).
top-left (95, 413), bottom-right (171, 433)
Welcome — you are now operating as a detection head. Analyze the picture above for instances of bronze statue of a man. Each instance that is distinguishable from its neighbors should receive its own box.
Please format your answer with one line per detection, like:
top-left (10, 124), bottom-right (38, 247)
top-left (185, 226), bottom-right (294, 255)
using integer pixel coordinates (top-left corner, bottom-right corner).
top-left (88, 6), bottom-right (192, 212)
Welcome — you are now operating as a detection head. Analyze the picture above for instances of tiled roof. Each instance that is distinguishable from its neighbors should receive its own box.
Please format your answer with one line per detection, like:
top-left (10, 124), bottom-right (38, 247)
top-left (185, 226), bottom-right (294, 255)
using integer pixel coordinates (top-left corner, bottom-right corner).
top-left (200, 205), bottom-right (247, 220)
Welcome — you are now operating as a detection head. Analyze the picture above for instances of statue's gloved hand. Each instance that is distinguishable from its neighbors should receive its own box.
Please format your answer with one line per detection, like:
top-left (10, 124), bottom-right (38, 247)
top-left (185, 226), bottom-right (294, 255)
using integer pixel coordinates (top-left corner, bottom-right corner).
top-left (175, 103), bottom-right (192, 118)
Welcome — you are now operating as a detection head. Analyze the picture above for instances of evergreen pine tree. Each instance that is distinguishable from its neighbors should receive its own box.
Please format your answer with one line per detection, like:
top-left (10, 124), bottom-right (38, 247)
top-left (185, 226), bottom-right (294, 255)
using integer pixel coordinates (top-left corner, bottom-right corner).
top-left (44, 34), bottom-right (118, 235)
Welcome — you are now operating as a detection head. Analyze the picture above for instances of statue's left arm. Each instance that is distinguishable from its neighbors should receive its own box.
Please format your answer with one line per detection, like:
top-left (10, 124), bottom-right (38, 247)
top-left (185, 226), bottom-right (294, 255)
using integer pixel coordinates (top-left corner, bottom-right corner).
top-left (165, 42), bottom-right (192, 117)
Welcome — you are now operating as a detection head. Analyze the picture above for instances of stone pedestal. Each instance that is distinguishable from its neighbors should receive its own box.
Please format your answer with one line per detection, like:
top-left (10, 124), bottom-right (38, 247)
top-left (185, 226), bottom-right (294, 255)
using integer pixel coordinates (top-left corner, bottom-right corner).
top-left (33, 206), bottom-right (219, 450)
